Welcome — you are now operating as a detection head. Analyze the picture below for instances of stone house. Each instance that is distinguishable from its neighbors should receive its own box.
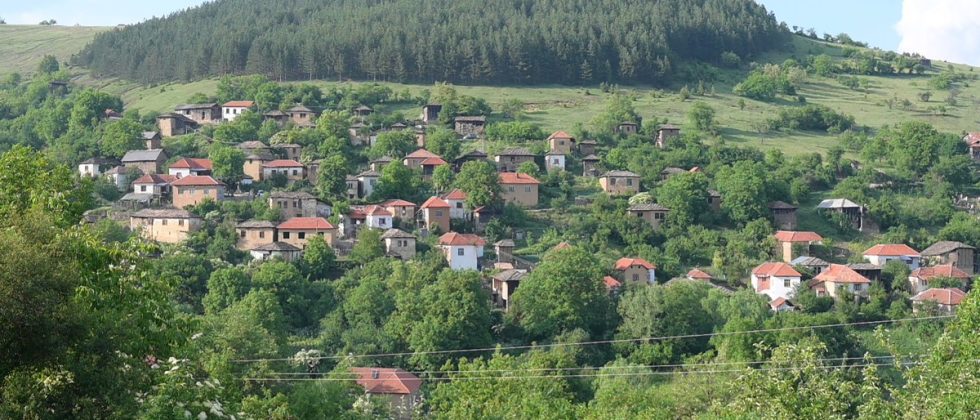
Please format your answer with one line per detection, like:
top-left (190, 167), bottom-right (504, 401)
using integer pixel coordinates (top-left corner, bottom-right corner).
top-left (628, 203), bottom-right (669, 230)
top-left (356, 170), bottom-right (381, 198)
top-left (403, 149), bottom-right (441, 170)
top-left (920, 241), bottom-right (976, 274)
top-left (236, 220), bottom-right (277, 251)
top-left (911, 288), bottom-right (966, 314)
top-left (614, 257), bottom-right (656, 284)
top-left (577, 140), bottom-right (597, 156)
top-left (250, 242), bottom-right (302, 262)
top-left (287, 105), bottom-right (317, 127)
top-left (122, 149), bottom-right (168, 174)
top-left (382, 228), bottom-right (416, 260)
top-left (599, 170), bottom-right (640, 195)
top-left (171, 175), bottom-right (224, 209)
top-left (581, 154), bottom-right (601, 177)
top-left (129, 209), bottom-right (202, 244)
top-left (499, 172), bottom-right (540, 207)
top-left (174, 103), bottom-right (221, 124)
top-left (768, 201), bottom-right (799, 230)
top-left (269, 191), bottom-right (330, 219)
top-left (420, 197), bottom-right (451, 233)
top-left (453, 115), bottom-right (487, 136)
top-left (615, 121), bottom-right (639, 135)
top-left (277, 217), bottom-right (337, 248)
top-left (132, 174), bottom-right (176, 196)
top-left (155, 113), bottom-right (199, 137)
top-left (492, 269), bottom-right (527, 309)
top-left (547, 130), bottom-right (575, 154)
top-left (773, 230), bottom-right (823, 263)
top-left (382, 199), bottom-right (417, 225)
top-left (494, 148), bottom-right (536, 172)
top-left (421, 104), bottom-right (443, 124)
top-left (655, 124), bottom-right (680, 148)
top-left (545, 152), bottom-right (566, 172)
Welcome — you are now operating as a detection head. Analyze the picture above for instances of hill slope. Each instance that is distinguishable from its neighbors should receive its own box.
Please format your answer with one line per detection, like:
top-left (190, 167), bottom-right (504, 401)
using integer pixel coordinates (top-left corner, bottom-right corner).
top-left (0, 25), bottom-right (105, 76)
top-left (72, 0), bottom-right (786, 84)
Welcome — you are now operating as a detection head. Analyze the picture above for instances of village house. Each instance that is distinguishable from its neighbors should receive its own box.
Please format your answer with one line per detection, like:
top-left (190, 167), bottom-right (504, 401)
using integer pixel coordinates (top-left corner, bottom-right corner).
top-left (403, 149), bottom-right (441, 170)
top-left (581, 154), bottom-right (601, 177)
top-left (262, 110), bottom-right (289, 125)
top-left (577, 139), bottom-right (597, 156)
top-left (271, 143), bottom-right (303, 161)
top-left (390, 122), bottom-right (408, 131)
top-left (104, 166), bottom-right (131, 191)
top-left (129, 209), bottom-right (202, 244)
top-left (454, 115), bottom-right (486, 136)
top-left (811, 264), bottom-right (871, 299)
top-left (155, 113), bottom-right (198, 138)
top-left (453, 150), bottom-right (489, 171)
top-left (687, 268), bottom-right (713, 281)
top-left (363, 205), bottom-right (393, 229)
top-left (236, 220), bottom-right (277, 251)
top-left (438, 232), bottom-right (486, 271)
top-left (168, 157), bottom-right (212, 178)
top-left (243, 151), bottom-right (273, 182)
top-left (269, 191), bottom-right (330, 219)
top-left (353, 104), bottom-right (374, 118)
top-left (357, 170), bottom-right (381, 198)
top-left (277, 217), bottom-right (336, 248)
top-left (770, 298), bottom-right (796, 312)
top-left (494, 148), bottom-right (536, 172)
top-left (370, 156), bottom-right (394, 172)
top-left (817, 198), bottom-right (866, 231)
top-left (174, 103), bottom-right (222, 124)
top-left (499, 172), bottom-right (540, 207)
top-left (963, 132), bottom-right (980, 161)
top-left (420, 196), bottom-right (451, 233)
top-left (349, 122), bottom-right (369, 145)
top-left (262, 159), bottom-right (305, 182)
top-left (495, 239), bottom-right (515, 264)
top-left (628, 203), bottom-right (669, 230)
top-left (143, 131), bottom-right (162, 149)
top-left (122, 149), bottom-right (168, 174)
top-left (659, 167), bottom-right (687, 182)
top-left (768, 201), bottom-right (798, 230)
top-left (346, 175), bottom-right (361, 200)
top-left (171, 175), bottom-right (224, 209)
top-left (773, 230), bottom-right (823, 263)
top-left (790, 256), bottom-right (830, 274)
top-left (132, 174), bottom-right (176, 196)
top-left (492, 268), bottom-right (528, 309)
top-left (382, 199), bottom-right (417, 225)
top-left (545, 152), bottom-right (566, 172)
top-left (547, 130), bottom-right (575, 154)
top-left (238, 140), bottom-right (270, 155)
top-left (655, 124), bottom-right (681, 148)
top-left (599, 170), bottom-right (641, 195)
top-left (78, 157), bottom-right (119, 177)
top-left (287, 105), bottom-right (317, 127)
top-left (920, 241), bottom-right (976, 274)
top-left (604, 276), bottom-right (623, 292)
top-left (908, 264), bottom-right (970, 294)
top-left (421, 104), bottom-right (443, 124)
top-left (442, 189), bottom-right (469, 220)
top-left (751, 262), bottom-right (803, 301)
top-left (221, 100), bottom-right (255, 121)
top-left (615, 121), bottom-right (639, 136)
top-left (708, 190), bottom-right (722, 211)
top-left (847, 263), bottom-right (882, 282)
top-left (382, 228), bottom-right (416, 260)
top-left (863, 244), bottom-right (921, 269)
top-left (250, 241), bottom-right (302, 262)
top-left (614, 257), bottom-right (656, 284)
top-left (911, 288), bottom-right (966, 314)
top-left (350, 368), bottom-right (422, 419)
top-left (420, 156), bottom-right (448, 179)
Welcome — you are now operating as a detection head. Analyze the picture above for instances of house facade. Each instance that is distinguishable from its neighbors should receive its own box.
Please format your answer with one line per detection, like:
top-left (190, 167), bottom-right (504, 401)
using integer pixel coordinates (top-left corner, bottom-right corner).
top-left (156, 113), bottom-right (198, 137)
top-left (438, 232), bottom-right (486, 271)
top-left (269, 191), bottom-right (329, 219)
top-left (655, 124), bottom-right (680, 148)
top-left (277, 217), bottom-right (337, 248)
top-left (499, 173), bottom-right (540, 207)
top-left (132, 174), bottom-right (176, 196)
top-left (262, 159), bottom-right (305, 181)
top-left (236, 220), bottom-right (277, 251)
top-left (494, 148), bottom-right (536, 172)
top-left (420, 197), bottom-right (451, 233)
top-left (403, 149), bottom-right (441, 170)
top-left (908, 264), bottom-right (970, 294)
top-left (250, 242), bottom-right (302, 262)
top-left (863, 244), bottom-right (921, 269)
top-left (382, 199), bottom-right (417, 225)
top-left (751, 262), bottom-right (803, 301)
top-left (78, 157), bottom-right (118, 177)
top-left (221, 100), bottom-right (255, 122)
top-left (175, 103), bottom-right (221, 124)
top-left (920, 241), bottom-right (976, 274)
top-left (130, 209), bottom-right (202, 244)
top-left (768, 201), bottom-right (798, 230)
top-left (122, 149), bottom-right (168, 175)
top-left (171, 175), bottom-right (224, 209)
top-left (811, 264), bottom-right (872, 299)
top-left (614, 257), bottom-right (656, 284)
top-left (547, 131), bottom-right (575, 154)
top-left (911, 288), bottom-right (966, 314)
top-left (628, 203), bottom-right (669, 230)
top-left (168, 157), bottom-right (212, 178)
top-left (350, 368), bottom-right (422, 419)
top-left (545, 152), bottom-right (566, 172)
top-left (454, 115), bottom-right (486, 136)
top-left (599, 170), bottom-right (640, 195)
top-left (773, 230), bottom-right (823, 263)
top-left (363, 205), bottom-right (394, 229)
top-left (382, 229), bottom-right (416, 260)
top-left (442, 189), bottom-right (469, 220)
top-left (287, 105), bottom-right (317, 127)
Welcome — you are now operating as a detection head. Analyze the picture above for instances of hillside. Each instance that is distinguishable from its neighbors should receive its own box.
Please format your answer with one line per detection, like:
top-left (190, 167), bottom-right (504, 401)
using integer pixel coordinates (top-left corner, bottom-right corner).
top-left (72, 0), bottom-right (786, 84)
top-left (0, 25), bottom-right (105, 76)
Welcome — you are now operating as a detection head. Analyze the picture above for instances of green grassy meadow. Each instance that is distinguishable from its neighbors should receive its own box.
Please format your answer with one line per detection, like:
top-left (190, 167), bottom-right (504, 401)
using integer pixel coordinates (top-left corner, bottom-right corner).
top-left (0, 25), bottom-right (106, 76)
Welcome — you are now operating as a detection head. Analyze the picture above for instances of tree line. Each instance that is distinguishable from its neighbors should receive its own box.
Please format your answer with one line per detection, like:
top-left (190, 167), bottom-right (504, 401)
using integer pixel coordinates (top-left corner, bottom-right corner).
top-left (72, 0), bottom-right (787, 85)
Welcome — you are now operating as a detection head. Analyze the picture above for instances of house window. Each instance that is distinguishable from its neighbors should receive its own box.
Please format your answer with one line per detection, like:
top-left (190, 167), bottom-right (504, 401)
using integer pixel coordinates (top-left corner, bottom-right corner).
top-left (610, 178), bottom-right (617, 185)
top-left (240, 230), bottom-right (246, 238)
top-left (300, 113), bottom-right (307, 118)
top-left (456, 203), bottom-right (463, 209)
top-left (636, 212), bottom-right (644, 217)
top-left (299, 232), bottom-right (306, 239)
top-left (626, 179), bottom-right (633, 186)
top-left (292, 201), bottom-right (298, 208)
top-left (457, 248), bottom-right (465, 256)
top-left (283, 232), bottom-right (290, 239)
top-left (632, 274), bottom-right (639, 281)
top-left (140, 185), bottom-right (147, 192)
top-left (435, 210), bottom-right (443, 217)
top-left (509, 186), bottom-right (515, 192)
top-left (525, 186), bottom-right (531, 193)
top-left (259, 231), bottom-right (265, 239)
top-left (380, 218), bottom-right (387, 225)
top-left (654, 212), bottom-right (664, 220)
top-left (161, 219), bottom-right (168, 226)
top-left (292, 169), bottom-right (298, 176)
top-left (783, 279), bottom-right (791, 287)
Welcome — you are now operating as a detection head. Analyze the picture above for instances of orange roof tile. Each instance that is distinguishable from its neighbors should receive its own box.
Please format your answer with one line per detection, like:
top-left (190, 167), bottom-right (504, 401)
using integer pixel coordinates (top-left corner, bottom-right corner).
top-left (263, 159), bottom-right (304, 168)
top-left (548, 130), bottom-right (574, 140)
top-left (770, 297), bottom-right (794, 309)
top-left (910, 264), bottom-right (970, 280)
top-left (552, 242), bottom-right (573, 251)
top-left (277, 217), bottom-right (335, 230)
top-left (170, 175), bottom-right (223, 187)
top-left (499, 172), bottom-right (540, 185)
top-left (911, 288), bottom-right (966, 306)
top-left (603, 276), bottom-right (622, 290)
top-left (687, 268), bottom-right (713, 280)
top-left (134, 174), bottom-right (177, 184)
top-left (420, 157), bottom-right (448, 166)
top-left (438, 232), bottom-right (486, 246)
top-left (752, 262), bottom-right (802, 278)
top-left (420, 196), bottom-right (450, 209)
top-left (363, 205), bottom-right (393, 216)
top-left (405, 149), bottom-right (440, 159)
top-left (169, 157), bottom-right (213, 170)
top-left (864, 244), bottom-right (920, 257)
top-left (382, 199), bottom-right (416, 207)
top-left (615, 257), bottom-right (656, 271)
top-left (813, 264), bottom-right (871, 284)
top-left (443, 189), bottom-right (467, 201)
top-left (349, 368), bottom-right (421, 395)
top-left (223, 100), bottom-right (255, 108)
top-left (774, 231), bottom-right (823, 243)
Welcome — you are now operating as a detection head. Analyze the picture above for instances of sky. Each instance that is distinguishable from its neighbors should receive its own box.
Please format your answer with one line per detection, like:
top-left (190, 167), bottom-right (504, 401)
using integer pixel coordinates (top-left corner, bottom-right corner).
top-left (3, 0), bottom-right (980, 66)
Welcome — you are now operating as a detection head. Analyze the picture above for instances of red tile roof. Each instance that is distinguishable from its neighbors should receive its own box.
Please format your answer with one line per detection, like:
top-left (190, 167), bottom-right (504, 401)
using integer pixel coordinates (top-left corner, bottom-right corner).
top-left (910, 264), bottom-right (971, 280)
top-left (420, 196), bottom-right (450, 209)
top-left (277, 217), bottom-right (335, 230)
top-left (813, 264), bottom-right (871, 284)
top-left (774, 231), bottom-right (823, 243)
top-left (420, 157), bottom-right (448, 166)
top-left (350, 368), bottom-right (421, 395)
top-left (364, 205), bottom-right (393, 216)
top-left (134, 174), bottom-right (177, 184)
top-left (443, 189), bottom-right (467, 201)
top-left (170, 175), bottom-right (223, 187)
top-left (263, 159), bottom-right (304, 168)
top-left (770, 297), bottom-right (794, 309)
top-left (169, 157), bottom-right (213, 170)
top-left (438, 232), bottom-right (486, 246)
top-left (864, 244), bottom-right (920, 257)
top-left (686, 268), bottom-right (713, 280)
top-left (383, 199), bottom-right (416, 207)
top-left (552, 242), bottom-right (573, 251)
top-left (911, 288), bottom-right (966, 306)
top-left (752, 262), bottom-right (802, 278)
top-left (615, 257), bottom-right (656, 271)
top-left (223, 100), bottom-right (255, 108)
top-left (499, 172), bottom-right (540, 185)
top-left (405, 149), bottom-right (440, 159)
top-left (548, 130), bottom-right (574, 140)
top-left (964, 132), bottom-right (980, 143)
top-left (603, 276), bottom-right (622, 290)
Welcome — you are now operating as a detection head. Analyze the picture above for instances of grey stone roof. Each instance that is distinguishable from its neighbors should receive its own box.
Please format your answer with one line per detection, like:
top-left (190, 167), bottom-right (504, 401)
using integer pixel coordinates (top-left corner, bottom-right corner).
top-left (175, 103), bottom-right (217, 110)
top-left (269, 191), bottom-right (316, 200)
top-left (494, 239), bottom-right (515, 247)
top-left (81, 157), bottom-right (118, 165)
top-left (601, 170), bottom-right (639, 178)
top-left (790, 256), bottom-right (829, 266)
top-left (121, 149), bottom-right (165, 163)
top-left (357, 170), bottom-right (381, 178)
top-left (629, 203), bottom-right (669, 211)
top-left (497, 148), bottom-right (534, 156)
top-left (119, 193), bottom-right (153, 202)
top-left (131, 208), bottom-right (197, 219)
top-left (454, 115), bottom-right (487, 122)
top-left (847, 263), bottom-right (881, 271)
top-left (768, 200), bottom-right (798, 210)
top-left (381, 229), bottom-right (414, 239)
top-left (492, 269), bottom-right (527, 282)
top-left (660, 167), bottom-right (687, 175)
top-left (581, 154), bottom-right (600, 161)
top-left (237, 220), bottom-right (277, 229)
top-left (253, 241), bottom-right (301, 252)
top-left (921, 241), bottom-right (975, 256)
top-left (817, 198), bottom-right (862, 209)
top-left (142, 131), bottom-right (160, 140)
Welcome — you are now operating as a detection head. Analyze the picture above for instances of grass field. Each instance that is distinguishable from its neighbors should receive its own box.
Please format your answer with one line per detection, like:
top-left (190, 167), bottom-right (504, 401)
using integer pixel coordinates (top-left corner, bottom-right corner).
top-left (0, 25), bottom-right (106, 76)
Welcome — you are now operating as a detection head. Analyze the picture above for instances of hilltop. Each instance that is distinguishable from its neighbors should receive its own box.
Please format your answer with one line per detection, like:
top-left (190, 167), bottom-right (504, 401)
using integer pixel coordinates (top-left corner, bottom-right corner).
top-left (0, 25), bottom-right (105, 76)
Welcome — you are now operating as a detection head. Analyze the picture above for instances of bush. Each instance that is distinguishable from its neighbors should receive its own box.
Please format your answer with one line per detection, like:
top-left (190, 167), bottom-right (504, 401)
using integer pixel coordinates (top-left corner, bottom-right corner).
top-left (768, 104), bottom-right (855, 133)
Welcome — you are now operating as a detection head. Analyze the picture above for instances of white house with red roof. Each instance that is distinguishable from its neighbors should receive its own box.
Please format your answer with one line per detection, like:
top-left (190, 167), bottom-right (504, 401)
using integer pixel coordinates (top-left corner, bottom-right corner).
top-left (442, 189), bottom-right (469, 220)
top-left (863, 244), bottom-right (920, 269)
top-left (362, 205), bottom-right (393, 229)
top-left (811, 264), bottom-right (871, 299)
top-left (221, 101), bottom-right (255, 121)
top-left (262, 159), bottom-right (305, 181)
top-left (132, 173), bottom-right (177, 196)
top-left (963, 132), bottom-right (980, 161)
top-left (773, 230), bottom-right (823, 263)
top-left (168, 157), bottom-right (212, 178)
top-left (911, 288), bottom-right (966, 314)
top-left (350, 367), bottom-right (422, 417)
top-left (908, 264), bottom-right (971, 294)
top-left (751, 262), bottom-right (803, 301)
top-left (614, 257), bottom-right (656, 284)
top-left (438, 232), bottom-right (485, 271)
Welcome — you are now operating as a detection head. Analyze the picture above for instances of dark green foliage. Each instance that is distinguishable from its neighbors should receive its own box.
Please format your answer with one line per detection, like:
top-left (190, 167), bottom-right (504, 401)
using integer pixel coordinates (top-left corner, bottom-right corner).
top-left (768, 104), bottom-right (855, 133)
top-left (37, 55), bottom-right (59, 74)
top-left (74, 0), bottom-right (786, 85)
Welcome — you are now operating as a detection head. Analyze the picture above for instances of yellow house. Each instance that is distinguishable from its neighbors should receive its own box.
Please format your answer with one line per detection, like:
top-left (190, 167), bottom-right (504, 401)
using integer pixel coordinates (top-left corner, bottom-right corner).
top-left (627, 203), bottom-right (669, 230)
top-left (277, 217), bottom-right (337, 249)
top-left (236, 220), bottom-right (277, 251)
top-left (420, 196), bottom-right (451, 233)
top-left (171, 175), bottom-right (224, 209)
top-left (130, 209), bottom-right (202, 243)
top-left (599, 170), bottom-right (640, 195)
top-left (547, 130), bottom-right (575, 154)
top-left (499, 172), bottom-right (540, 207)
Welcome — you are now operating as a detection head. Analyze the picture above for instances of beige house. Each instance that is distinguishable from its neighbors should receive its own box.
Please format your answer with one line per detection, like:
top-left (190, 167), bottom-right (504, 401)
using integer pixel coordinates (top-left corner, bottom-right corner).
top-left (156, 113), bottom-right (198, 137)
top-left (262, 159), bottom-right (305, 181)
top-left (403, 149), bottom-right (441, 170)
top-left (614, 257), bottom-right (656, 284)
top-left (236, 220), bottom-right (277, 251)
top-left (382, 199), bottom-right (417, 225)
top-left (811, 264), bottom-right (871, 299)
top-left (277, 217), bottom-right (337, 249)
top-left (495, 148), bottom-right (536, 172)
top-left (911, 288), bottom-right (966, 314)
top-left (547, 130), bottom-right (575, 154)
top-left (130, 209), bottom-right (202, 244)
top-left (171, 175), bottom-right (224, 209)
top-left (615, 121), bottom-right (639, 135)
top-left (908, 264), bottom-right (970, 294)
top-left (287, 105), bottom-right (317, 127)
top-left (773, 230), bottom-right (823, 263)
top-left (269, 191), bottom-right (329, 219)
top-left (382, 228), bottom-right (416, 260)
top-left (174, 103), bottom-right (221, 124)
top-left (420, 196), bottom-right (451, 233)
top-left (628, 203), bottom-right (669, 230)
top-left (499, 172), bottom-right (540, 207)
top-left (599, 170), bottom-right (640, 195)
top-left (250, 242), bottom-right (302, 262)
top-left (655, 124), bottom-right (680, 148)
